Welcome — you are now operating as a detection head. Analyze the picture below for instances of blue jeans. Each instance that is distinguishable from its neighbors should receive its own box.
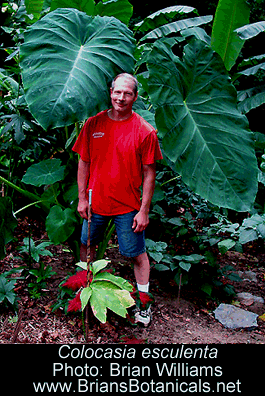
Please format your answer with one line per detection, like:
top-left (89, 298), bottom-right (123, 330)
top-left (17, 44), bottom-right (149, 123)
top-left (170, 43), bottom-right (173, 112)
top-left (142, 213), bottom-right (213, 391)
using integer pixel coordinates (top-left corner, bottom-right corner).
top-left (81, 210), bottom-right (146, 258)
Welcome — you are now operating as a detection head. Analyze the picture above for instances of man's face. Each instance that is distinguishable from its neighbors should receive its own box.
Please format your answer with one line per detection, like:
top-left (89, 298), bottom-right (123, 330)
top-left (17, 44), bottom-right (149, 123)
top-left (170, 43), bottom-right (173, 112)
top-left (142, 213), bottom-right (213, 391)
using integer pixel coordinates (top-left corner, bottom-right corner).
top-left (110, 77), bottom-right (138, 115)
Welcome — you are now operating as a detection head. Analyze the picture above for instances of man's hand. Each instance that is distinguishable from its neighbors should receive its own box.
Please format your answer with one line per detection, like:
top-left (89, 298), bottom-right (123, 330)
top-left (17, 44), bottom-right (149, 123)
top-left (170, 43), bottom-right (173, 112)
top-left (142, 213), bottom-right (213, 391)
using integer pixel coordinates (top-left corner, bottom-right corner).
top-left (132, 211), bottom-right (149, 233)
top-left (78, 198), bottom-right (89, 219)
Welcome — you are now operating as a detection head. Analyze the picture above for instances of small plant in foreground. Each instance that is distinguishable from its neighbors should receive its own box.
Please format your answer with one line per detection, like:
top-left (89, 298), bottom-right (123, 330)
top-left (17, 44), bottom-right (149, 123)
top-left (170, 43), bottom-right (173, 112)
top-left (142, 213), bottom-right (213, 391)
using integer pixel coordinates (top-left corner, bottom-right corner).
top-left (17, 238), bottom-right (53, 264)
top-left (27, 262), bottom-right (56, 298)
top-left (0, 274), bottom-right (17, 309)
top-left (62, 259), bottom-right (135, 324)
top-left (0, 268), bottom-right (22, 310)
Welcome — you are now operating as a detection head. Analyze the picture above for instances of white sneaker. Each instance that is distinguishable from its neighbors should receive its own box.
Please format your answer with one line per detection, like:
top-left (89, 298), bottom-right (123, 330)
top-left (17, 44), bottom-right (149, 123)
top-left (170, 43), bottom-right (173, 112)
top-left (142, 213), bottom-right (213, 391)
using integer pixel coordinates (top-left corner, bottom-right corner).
top-left (134, 306), bottom-right (152, 327)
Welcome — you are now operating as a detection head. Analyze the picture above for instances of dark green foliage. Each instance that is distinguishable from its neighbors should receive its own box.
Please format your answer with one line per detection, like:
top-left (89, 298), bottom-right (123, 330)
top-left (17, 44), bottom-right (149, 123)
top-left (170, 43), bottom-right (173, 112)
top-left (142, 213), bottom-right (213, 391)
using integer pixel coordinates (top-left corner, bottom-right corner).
top-left (1, 0), bottom-right (265, 305)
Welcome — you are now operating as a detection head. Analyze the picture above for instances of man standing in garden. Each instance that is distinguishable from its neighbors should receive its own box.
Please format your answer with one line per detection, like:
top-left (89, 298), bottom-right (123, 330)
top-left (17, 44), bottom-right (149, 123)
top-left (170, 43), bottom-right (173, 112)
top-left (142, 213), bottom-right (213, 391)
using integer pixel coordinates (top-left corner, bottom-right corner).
top-left (72, 73), bottom-right (163, 325)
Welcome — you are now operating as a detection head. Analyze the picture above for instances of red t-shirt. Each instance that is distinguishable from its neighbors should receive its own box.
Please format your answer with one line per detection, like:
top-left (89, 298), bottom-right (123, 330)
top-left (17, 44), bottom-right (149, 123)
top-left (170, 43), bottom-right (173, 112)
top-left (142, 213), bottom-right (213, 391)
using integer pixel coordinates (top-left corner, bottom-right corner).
top-left (72, 110), bottom-right (163, 215)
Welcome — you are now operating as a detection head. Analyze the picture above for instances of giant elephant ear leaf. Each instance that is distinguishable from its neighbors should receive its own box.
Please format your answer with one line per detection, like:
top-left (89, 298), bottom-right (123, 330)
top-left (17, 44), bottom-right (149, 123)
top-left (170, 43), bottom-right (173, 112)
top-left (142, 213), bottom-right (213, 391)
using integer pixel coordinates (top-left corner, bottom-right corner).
top-left (148, 39), bottom-right (258, 212)
top-left (20, 8), bottom-right (135, 130)
top-left (22, 159), bottom-right (65, 187)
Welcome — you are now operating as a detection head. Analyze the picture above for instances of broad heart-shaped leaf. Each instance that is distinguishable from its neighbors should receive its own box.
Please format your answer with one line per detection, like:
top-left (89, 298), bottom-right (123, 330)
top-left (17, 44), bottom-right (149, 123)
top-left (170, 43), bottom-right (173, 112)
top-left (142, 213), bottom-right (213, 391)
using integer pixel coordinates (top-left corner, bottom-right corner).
top-left (46, 206), bottom-right (78, 244)
top-left (211, 0), bottom-right (250, 71)
top-left (148, 39), bottom-right (258, 212)
top-left (179, 261), bottom-right (191, 272)
top-left (22, 159), bottom-right (65, 187)
top-left (20, 9), bottom-right (135, 130)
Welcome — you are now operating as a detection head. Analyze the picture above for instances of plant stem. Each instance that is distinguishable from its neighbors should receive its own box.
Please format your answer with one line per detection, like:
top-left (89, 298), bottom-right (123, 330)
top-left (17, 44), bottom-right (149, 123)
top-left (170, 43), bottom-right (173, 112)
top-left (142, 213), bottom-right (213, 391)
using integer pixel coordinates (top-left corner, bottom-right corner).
top-left (51, 184), bottom-right (60, 206)
top-left (96, 219), bottom-right (115, 260)
top-left (14, 200), bottom-right (44, 216)
top-left (0, 175), bottom-right (50, 213)
top-left (161, 175), bottom-right (181, 187)
top-left (11, 308), bottom-right (24, 343)
top-left (176, 273), bottom-right (182, 309)
top-left (75, 122), bottom-right (80, 139)
top-left (81, 310), bottom-right (86, 340)
top-left (65, 125), bottom-right (69, 141)
top-left (28, 222), bottom-right (32, 269)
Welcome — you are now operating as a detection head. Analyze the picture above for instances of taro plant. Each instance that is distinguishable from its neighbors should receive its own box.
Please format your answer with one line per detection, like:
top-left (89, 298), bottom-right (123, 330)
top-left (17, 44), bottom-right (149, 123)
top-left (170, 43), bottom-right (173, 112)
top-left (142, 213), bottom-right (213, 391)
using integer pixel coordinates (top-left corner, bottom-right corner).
top-left (27, 262), bottom-right (56, 299)
top-left (1, 0), bottom-right (265, 302)
top-left (1, 4), bottom-right (136, 258)
top-left (15, 235), bottom-right (56, 298)
top-left (17, 237), bottom-right (53, 263)
top-left (62, 259), bottom-right (134, 324)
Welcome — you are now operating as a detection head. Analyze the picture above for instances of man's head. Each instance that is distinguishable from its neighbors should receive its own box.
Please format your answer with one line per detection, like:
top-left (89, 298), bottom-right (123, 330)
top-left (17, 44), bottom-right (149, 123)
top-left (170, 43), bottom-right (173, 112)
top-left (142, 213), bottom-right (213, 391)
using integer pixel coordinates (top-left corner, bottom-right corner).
top-left (111, 73), bottom-right (138, 95)
top-left (110, 74), bottom-right (138, 117)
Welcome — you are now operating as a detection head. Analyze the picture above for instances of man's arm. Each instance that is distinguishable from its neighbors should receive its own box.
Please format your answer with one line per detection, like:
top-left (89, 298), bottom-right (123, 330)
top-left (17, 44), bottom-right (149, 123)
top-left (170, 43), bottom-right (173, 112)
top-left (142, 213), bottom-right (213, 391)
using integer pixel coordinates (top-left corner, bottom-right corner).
top-left (77, 158), bottom-right (90, 219)
top-left (132, 163), bottom-right (156, 233)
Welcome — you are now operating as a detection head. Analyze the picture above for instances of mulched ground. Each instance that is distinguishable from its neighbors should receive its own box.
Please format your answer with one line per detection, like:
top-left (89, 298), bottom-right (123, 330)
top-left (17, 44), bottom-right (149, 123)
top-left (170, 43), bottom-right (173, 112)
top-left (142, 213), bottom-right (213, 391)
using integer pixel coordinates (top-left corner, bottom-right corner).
top-left (1, 218), bottom-right (265, 344)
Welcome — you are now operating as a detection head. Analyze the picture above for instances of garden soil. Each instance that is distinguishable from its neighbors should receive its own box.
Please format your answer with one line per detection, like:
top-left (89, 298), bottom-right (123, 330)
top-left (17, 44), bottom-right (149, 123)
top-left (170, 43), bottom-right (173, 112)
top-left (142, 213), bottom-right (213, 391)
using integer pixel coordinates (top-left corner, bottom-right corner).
top-left (1, 218), bottom-right (265, 344)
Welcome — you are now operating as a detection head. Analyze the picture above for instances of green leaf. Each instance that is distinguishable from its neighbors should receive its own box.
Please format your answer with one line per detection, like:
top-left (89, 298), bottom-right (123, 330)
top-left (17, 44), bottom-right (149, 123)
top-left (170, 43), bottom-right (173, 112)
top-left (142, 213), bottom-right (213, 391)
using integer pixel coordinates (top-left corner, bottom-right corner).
top-left (155, 263), bottom-right (170, 271)
top-left (91, 259), bottom-right (110, 275)
top-left (95, 0), bottom-right (133, 25)
top-left (25, 0), bottom-right (44, 22)
top-left (227, 272), bottom-right (242, 282)
top-left (173, 254), bottom-right (204, 264)
top-left (238, 89), bottom-right (265, 114)
top-left (0, 197), bottom-right (17, 260)
top-left (145, 239), bottom-right (167, 252)
top-left (239, 228), bottom-right (257, 244)
top-left (90, 282), bottom-right (134, 322)
top-left (94, 272), bottom-right (133, 292)
top-left (235, 21), bottom-right (265, 40)
top-left (18, 238), bottom-right (53, 262)
top-left (46, 206), bottom-right (77, 244)
top-left (168, 217), bottom-right (185, 226)
top-left (22, 159), bottom-right (65, 187)
top-left (20, 9), bottom-right (135, 130)
top-left (149, 251), bottom-right (163, 263)
top-left (201, 283), bottom-right (212, 296)
top-left (90, 287), bottom-right (107, 323)
top-left (0, 275), bottom-right (16, 305)
top-left (135, 5), bottom-right (196, 32)
top-left (179, 261), bottom-right (191, 272)
top-left (2, 114), bottom-right (26, 144)
top-left (76, 261), bottom-right (88, 270)
top-left (110, 288), bottom-right (135, 315)
top-left (218, 239), bottom-right (236, 254)
top-left (50, 0), bottom-right (95, 15)
top-left (187, 254), bottom-right (204, 263)
top-left (140, 15), bottom-right (213, 42)
top-left (180, 26), bottom-right (211, 45)
top-left (239, 62), bottom-right (265, 77)
top-left (211, 0), bottom-right (250, 70)
top-left (148, 39), bottom-right (258, 212)
top-left (0, 70), bottom-right (19, 95)
top-left (80, 287), bottom-right (92, 310)
top-left (239, 214), bottom-right (265, 244)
